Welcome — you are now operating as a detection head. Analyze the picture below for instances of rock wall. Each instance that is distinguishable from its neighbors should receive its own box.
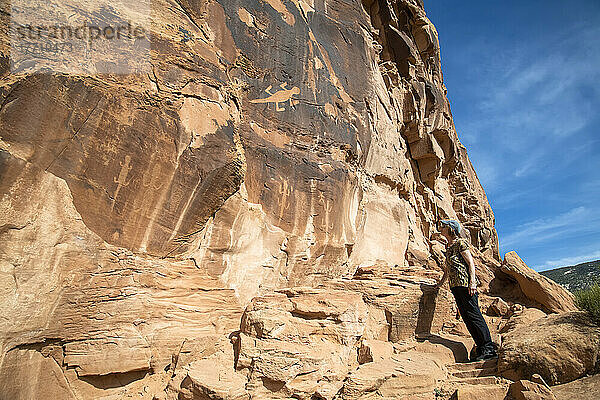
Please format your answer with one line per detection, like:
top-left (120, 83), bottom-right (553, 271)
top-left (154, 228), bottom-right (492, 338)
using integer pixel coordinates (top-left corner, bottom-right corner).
top-left (0, 0), bottom-right (501, 398)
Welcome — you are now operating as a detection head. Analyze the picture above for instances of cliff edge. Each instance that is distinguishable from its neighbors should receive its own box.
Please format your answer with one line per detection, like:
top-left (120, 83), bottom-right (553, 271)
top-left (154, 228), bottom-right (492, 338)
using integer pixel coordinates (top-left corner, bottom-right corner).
top-left (0, 0), bottom-right (523, 398)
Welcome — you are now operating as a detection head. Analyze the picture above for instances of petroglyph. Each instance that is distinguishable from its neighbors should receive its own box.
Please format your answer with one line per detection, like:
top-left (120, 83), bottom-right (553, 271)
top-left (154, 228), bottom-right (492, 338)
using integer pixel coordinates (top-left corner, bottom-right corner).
top-left (319, 191), bottom-right (334, 235)
top-left (250, 83), bottom-right (300, 111)
top-left (262, 0), bottom-right (295, 25)
top-left (237, 8), bottom-right (254, 27)
top-left (111, 155), bottom-right (132, 212)
top-left (278, 179), bottom-right (292, 222)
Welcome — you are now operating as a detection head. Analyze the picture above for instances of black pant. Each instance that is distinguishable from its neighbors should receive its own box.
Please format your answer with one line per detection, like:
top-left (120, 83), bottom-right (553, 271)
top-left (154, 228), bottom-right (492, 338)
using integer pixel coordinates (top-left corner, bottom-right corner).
top-left (450, 286), bottom-right (494, 354)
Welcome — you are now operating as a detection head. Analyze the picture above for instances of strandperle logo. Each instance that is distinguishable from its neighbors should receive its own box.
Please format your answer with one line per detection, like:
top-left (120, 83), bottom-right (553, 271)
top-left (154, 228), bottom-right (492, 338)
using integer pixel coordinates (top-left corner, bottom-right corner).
top-left (14, 22), bottom-right (147, 42)
top-left (9, 0), bottom-right (151, 75)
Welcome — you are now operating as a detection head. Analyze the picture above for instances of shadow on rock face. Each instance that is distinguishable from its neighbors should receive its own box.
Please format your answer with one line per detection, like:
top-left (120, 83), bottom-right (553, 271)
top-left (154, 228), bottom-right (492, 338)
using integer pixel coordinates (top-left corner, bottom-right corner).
top-left (416, 283), bottom-right (439, 335)
top-left (78, 370), bottom-right (149, 390)
top-left (417, 334), bottom-right (469, 363)
top-left (416, 283), bottom-right (469, 362)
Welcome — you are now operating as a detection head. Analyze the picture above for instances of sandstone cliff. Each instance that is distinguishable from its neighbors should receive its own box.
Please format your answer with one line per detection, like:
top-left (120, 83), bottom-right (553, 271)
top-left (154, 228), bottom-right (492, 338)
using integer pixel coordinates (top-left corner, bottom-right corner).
top-left (0, 0), bottom-right (512, 398)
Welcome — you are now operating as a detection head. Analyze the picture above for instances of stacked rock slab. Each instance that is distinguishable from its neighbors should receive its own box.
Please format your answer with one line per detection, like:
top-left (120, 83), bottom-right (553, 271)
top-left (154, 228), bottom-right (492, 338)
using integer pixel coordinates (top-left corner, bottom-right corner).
top-left (0, 0), bottom-right (503, 398)
top-left (498, 252), bottom-right (578, 313)
top-left (194, 268), bottom-right (459, 399)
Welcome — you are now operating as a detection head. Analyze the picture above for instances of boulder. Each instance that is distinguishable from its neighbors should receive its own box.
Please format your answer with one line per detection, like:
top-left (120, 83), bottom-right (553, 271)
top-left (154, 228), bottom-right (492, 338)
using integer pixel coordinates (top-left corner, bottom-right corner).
top-left (358, 340), bottom-right (394, 364)
top-left (0, 346), bottom-right (77, 400)
top-left (327, 263), bottom-right (456, 342)
top-left (499, 307), bottom-right (547, 334)
top-left (340, 351), bottom-right (446, 400)
top-left (179, 358), bottom-right (249, 400)
top-left (487, 297), bottom-right (511, 317)
top-left (509, 379), bottom-right (557, 400)
top-left (233, 281), bottom-right (455, 399)
top-left (498, 311), bottom-right (600, 385)
top-left (451, 385), bottom-right (507, 400)
top-left (159, 336), bottom-right (245, 400)
top-left (500, 252), bottom-right (577, 313)
top-left (235, 287), bottom-right (370, 398)
top-left (63, 334), bottom-right (152, 376)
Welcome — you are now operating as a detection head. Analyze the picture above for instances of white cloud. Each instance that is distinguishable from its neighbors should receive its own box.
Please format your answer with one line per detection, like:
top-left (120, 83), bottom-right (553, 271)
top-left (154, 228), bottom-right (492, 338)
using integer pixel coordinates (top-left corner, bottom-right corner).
top-left (492, 187), bottom-right (537, 208)
top-left (537, 250), bottom-right (600, 271)
top-left (464, 23), bottom-right (600, 146)
top-left (449, 22), bottom-right (600, 197)
top-left (443, 18), bottom-right (600, 271)
top-left (513, 149), bottom-right (546, 178)
top-left (500, 206), bottom-right (595, 249)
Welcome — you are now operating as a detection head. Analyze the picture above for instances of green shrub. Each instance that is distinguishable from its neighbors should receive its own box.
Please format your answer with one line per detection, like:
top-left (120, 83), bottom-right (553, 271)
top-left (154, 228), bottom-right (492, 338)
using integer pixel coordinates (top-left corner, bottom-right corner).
top-left (574, 283), bottom-right (600, 323)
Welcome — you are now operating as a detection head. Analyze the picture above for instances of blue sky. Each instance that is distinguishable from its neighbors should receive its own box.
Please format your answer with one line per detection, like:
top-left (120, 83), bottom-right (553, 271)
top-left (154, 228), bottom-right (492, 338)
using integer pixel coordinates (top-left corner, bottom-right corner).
top-left (425, 1), bottom-right (600, 271)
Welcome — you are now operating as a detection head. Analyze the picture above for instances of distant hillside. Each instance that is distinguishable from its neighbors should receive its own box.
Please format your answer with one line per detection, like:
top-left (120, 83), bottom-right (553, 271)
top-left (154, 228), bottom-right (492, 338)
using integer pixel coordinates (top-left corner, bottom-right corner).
top-left (541, 260), bottom-right (600, 292)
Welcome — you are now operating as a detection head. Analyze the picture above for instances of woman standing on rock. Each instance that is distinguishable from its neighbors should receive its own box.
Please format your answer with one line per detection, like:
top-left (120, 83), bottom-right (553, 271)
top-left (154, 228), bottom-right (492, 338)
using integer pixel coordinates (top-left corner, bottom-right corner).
top-left (435, 219), bottom-right (497, 362)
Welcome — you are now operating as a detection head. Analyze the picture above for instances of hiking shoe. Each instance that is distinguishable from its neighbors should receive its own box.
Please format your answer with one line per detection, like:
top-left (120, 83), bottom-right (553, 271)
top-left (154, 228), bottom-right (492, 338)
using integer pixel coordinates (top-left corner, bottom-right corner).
top-left (471, 350), bottom-right (498, 362)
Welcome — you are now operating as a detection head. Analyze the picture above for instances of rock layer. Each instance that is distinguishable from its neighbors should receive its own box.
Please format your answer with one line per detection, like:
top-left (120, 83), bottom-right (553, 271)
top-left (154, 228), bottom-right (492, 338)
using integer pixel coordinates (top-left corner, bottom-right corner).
top-left (0, 0), bottom-right (508, 398)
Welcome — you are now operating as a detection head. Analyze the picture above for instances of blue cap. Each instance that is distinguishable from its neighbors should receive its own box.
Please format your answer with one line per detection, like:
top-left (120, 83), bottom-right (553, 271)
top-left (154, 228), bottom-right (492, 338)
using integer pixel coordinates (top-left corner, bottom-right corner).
top-left (440, 220), bottom-right (462, 235)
